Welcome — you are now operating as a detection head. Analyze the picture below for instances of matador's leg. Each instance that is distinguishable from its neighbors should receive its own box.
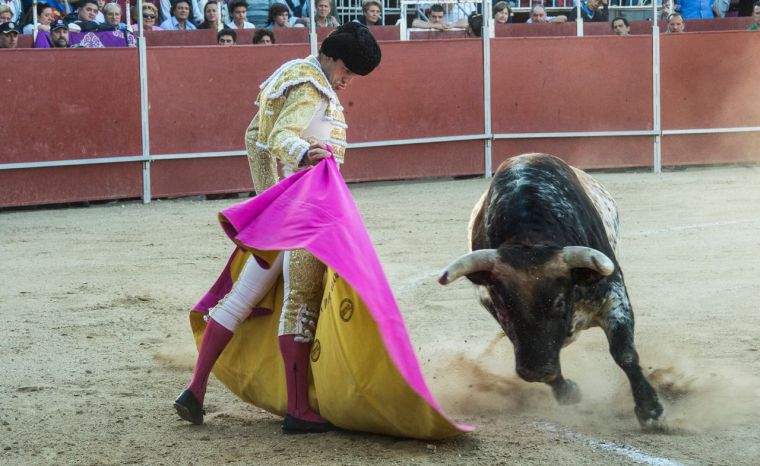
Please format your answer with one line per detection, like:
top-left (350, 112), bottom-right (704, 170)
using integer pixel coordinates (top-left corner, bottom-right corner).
top-left (278, 249), bottom-right (334, 433)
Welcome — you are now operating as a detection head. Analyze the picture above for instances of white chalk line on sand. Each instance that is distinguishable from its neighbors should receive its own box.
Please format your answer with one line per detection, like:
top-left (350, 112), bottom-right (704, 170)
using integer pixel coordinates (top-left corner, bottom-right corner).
top-left (533, 422), bottom-right (685, 466)
top-left (627, 219), bottom-right (760, 237)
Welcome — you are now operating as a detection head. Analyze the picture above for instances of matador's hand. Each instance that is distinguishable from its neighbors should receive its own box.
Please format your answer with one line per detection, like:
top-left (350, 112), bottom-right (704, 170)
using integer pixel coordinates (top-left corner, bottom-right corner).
top-left (301, 142), bottom-right (333, 166)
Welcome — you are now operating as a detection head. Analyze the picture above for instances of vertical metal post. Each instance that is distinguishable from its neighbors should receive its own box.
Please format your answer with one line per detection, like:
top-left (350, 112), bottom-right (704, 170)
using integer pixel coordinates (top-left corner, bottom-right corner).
top-left (575, 2), bottom-right (583, 37)
top-left (652, 0), bottom-right (662, 173)
top-left (32, 0), bottom-right (38, 44)
top-left (400, 2), bottom-right (407, 40)
top-left (137, 0), bottom-right (152, 202)
top-left (309, 0), bottom-right (318, 56)
top-left (482, 0), bottom-right (493, 178)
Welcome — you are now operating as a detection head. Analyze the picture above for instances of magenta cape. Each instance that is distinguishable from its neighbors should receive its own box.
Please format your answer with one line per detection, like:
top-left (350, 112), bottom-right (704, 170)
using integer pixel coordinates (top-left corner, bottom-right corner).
top-left (192, 157), bottom-right (471, 438)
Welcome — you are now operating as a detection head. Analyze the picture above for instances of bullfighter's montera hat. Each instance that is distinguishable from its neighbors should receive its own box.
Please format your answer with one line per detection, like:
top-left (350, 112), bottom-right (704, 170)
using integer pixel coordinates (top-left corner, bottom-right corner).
top-left (320, 22), bottom-right (381, 76)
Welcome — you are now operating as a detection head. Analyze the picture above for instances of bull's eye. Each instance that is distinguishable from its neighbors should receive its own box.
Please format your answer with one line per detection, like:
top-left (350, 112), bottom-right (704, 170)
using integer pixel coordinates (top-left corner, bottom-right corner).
top-left (552, 295), bottom-right (566, 318)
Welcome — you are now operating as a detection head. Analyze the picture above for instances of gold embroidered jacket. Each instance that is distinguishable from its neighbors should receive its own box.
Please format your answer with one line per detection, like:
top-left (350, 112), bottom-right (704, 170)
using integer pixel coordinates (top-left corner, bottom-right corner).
top-left (245, 56), bottom-right (347, 192)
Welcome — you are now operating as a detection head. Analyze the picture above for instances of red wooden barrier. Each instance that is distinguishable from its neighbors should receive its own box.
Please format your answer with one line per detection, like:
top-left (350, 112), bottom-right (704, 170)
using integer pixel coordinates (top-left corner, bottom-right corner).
top-left (660, 30), bottom-right (760, 166)
top-left (2, 31), bottom-right (760, 207)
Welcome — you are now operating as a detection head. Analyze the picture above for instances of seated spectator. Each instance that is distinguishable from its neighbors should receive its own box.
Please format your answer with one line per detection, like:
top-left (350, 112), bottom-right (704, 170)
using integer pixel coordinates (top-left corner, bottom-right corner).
top-left (252, 27), bottom-right (274, 43)
top-left (354, 0), bottom-right (383, 26)
top-left (198, 0), bottom-right (228, 25)
top-left (315, 0), bottom-right (339, 27)
top-left (749, 1), bottom-right (760, 30)
top-left (103, 2), bottom-right (128, 29)
top-left (567, 0), bottom-right (608, 22)
top-left (227, 0), bottom-right (255, 29)
top-left (0, 20), bottom-right (18, 47)
top-left (217, 26), bottom-right (235, 44)
top-left (266, 3), bottom-right (302, 28)
top-left (275, 0), bottom-right (309, 26)
top-left (412, 3), bottom-right (466, 30)
top-left (160, 0), bottom-right (197, 30)
top-left (160, 0), bottom-right (202, 25)
top-left (0, 0), bottom-right (22, 23)
top-left (713, 0), bottom-right (730, 17)
top-left (612, 16), bottom-right (629, 35)
top-left (132, 3), bottom-right (162, 31)
top-left (66, 0), bottom-right (101, 32)
top-left (677, 0), bottom-right (714, 19)
top-left (493, 1), bottom-right (512, 24)
top-left (667, 12), bottom-right (685, 32)
top-left (0, 5), bottom-right (12, 24)
top-left (22, 3), bottom-right (54, 34)
top-left (49, 18), bottom-right (71, 46)
top-left (465, 10), bottom-right (482, 37)
top-left (527, 4), bottom-right (567, 23)
top-left (198, 0), bottom-right (222, 29)
top-left (95, 0), bottom-right (106, 23)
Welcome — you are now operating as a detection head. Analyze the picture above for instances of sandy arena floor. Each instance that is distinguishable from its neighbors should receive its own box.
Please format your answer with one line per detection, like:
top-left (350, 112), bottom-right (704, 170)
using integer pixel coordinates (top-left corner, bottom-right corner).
top-left (2, 164), bottom-right (759, 465)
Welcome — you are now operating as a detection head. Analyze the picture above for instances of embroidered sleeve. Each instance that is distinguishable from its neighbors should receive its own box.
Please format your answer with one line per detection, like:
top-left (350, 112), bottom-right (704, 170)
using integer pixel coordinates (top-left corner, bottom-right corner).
top-left (267, 83), bottom-right (325, 168)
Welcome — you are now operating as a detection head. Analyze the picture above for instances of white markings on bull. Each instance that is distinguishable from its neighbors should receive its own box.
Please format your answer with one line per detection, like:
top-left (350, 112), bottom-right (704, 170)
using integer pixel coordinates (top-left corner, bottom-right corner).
top-left (533, 422), bottom-right (685, 466)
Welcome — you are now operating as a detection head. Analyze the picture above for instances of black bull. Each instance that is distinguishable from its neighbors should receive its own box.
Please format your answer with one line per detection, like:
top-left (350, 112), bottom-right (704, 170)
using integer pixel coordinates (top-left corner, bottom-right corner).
top-left (439, 154), bottom-right (663, 427)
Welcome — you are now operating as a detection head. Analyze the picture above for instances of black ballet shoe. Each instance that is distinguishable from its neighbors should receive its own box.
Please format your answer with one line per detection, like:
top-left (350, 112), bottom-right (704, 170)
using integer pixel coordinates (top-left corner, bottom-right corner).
top-left (174, 389), bottom-right (205, 425)
top-left (282, 415), bottom-right (337, 434)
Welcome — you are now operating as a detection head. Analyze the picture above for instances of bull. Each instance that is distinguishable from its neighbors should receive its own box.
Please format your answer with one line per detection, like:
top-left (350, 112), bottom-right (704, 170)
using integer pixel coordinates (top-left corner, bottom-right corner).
top-left (439, 153), bottom-right (663, 427)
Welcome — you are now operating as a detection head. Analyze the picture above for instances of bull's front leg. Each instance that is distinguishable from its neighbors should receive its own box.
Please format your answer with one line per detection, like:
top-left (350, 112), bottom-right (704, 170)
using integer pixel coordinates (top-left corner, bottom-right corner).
top-left (605, 313), bottom-right (664, 428)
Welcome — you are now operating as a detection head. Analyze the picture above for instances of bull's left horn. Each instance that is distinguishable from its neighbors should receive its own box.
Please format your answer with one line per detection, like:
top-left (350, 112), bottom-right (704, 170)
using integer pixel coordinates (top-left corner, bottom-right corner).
top-left (560, 246), bottom-right (615, 276)
top-left (438, 249), bottom-right (498, 285)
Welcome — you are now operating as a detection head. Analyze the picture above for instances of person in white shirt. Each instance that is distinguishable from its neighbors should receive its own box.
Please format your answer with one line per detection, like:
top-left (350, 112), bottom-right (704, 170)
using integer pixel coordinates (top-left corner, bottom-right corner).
top-left (226, 0), bottom-right (255, 29)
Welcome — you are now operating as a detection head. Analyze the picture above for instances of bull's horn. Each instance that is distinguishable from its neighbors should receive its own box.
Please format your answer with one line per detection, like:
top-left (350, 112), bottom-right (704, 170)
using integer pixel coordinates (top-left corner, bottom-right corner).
top-left (560, 246), bottom-right (615, 276)
top-left (438, 249), bottom-right (498, 285)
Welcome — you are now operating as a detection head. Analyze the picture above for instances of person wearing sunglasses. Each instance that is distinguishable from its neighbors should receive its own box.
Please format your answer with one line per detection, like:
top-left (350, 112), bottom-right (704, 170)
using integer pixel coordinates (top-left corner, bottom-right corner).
top-left (132, 3), bottom-right (162, 32)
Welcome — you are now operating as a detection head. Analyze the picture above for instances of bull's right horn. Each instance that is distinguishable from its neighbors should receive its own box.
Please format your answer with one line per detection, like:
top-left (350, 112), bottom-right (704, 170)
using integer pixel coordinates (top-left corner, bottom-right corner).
top-left (560, 246), bottom-right (615, 276)
top-left (438, 249), bottom-right (498, 285)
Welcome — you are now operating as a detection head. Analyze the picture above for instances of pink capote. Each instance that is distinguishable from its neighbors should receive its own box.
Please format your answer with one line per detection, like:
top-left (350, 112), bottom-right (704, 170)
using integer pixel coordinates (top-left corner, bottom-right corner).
top-left (193, 157), bottom-right (471, 431)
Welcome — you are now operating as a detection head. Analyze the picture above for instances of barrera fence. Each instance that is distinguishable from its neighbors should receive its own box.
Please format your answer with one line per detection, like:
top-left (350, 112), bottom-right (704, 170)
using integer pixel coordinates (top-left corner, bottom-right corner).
top-left (1, 18), bottom-right (759, 207)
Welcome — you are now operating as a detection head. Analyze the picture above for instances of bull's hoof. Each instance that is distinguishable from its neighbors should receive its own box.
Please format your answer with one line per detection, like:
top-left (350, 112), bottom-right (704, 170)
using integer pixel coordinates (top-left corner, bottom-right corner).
top-left (635, 400), bottom-right (665, 430)
top-left (552, 379), bottom-right (582, 405)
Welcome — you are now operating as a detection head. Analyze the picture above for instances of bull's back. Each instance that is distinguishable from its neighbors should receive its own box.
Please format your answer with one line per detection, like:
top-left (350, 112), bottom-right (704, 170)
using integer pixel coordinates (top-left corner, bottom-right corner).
top-left (469, 154), bottom-right (620, 254)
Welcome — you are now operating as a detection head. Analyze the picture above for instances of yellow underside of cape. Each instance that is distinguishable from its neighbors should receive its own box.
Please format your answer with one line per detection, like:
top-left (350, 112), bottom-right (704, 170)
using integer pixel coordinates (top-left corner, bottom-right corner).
top-left (190, 249), bottom-right (463, 439)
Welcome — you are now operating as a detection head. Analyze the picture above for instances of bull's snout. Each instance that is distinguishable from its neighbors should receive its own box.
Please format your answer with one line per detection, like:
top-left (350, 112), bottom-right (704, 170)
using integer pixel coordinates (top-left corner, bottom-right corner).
top-left (516, 365), bottom-right (558, 383)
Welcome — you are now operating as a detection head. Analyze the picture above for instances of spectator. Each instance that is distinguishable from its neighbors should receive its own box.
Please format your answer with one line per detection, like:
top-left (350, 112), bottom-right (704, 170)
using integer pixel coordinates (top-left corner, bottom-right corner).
top-left (49, 18), bottom-right (70, 46)
top-left (95, 0), bottom-right (105, 23)
top-left (160, 0), bottom-right (197, 29)
top-left (198, 0), bottom-right (228, 24)
top-left (197, 0), bottom-right (222, 29)
top-left (227, 0), bottom-right (255, 29)
top-left (667, 12), bottom-right (685, 32)
top-left (611, 16), bottom-right (630, 35)
top-left (0, 5), bottom-right (12, 23)
top-left (527, 4), bottom-right (567, 23)
top-left (103, 2), bottom-right (127, 29)
top-left (0, 20), bottom-right (18, 47)
top-left (412, 3), bottom-right (463, 30)
top-left (713, 0), bottom-right (730, 17)
top-left (0, 0), bottom-right (22, 23)
top-left (677, 0), bottom-right (714, 19)
top-left (354, 0), bottom-right (382, 26)
top-left (22, 3), bottom-right (54, 34)
top-left (315, 0), bottom-right (339, 27)
top-left (275, 0), bottom-right (309, 26)
top-left (217, 26), bottom-right (235, 44)
top-left (252, 27), bottom-right (274, 43)
top-left (160, 0), bottom-right (202, 25)
top-left (266, 3), bottom-right (297, 28)
top-left (132, 3), bottom-right (162, 31)
top-left (465, 10), bottom-right (482, 37)
top-left (567, 0), bottom-right (609, 22)
top-left (67, 0), bottom-right (100, 32)
top-left (749, 0), bottom-right (760, 30)
top-left (246, 0), bottom-right (269, 28)
top-left (493, 1), bottom-right (512, 24)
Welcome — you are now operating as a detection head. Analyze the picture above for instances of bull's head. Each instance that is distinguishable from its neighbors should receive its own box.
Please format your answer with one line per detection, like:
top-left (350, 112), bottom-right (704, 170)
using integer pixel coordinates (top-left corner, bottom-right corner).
top-left (439, 245), bottom-right (614, 383)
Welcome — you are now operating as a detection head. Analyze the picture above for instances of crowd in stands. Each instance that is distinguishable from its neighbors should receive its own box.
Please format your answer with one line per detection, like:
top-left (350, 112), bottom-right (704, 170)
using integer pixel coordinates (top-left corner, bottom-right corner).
top-left (1, 0), bottom-right (758, 49)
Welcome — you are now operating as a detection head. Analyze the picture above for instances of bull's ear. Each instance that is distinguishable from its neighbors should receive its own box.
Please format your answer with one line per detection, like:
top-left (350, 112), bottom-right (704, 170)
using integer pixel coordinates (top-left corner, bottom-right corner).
top-left (466, 270), bottom-right (493, 285)
top-left (571, 267), bottom-right (606, 286)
